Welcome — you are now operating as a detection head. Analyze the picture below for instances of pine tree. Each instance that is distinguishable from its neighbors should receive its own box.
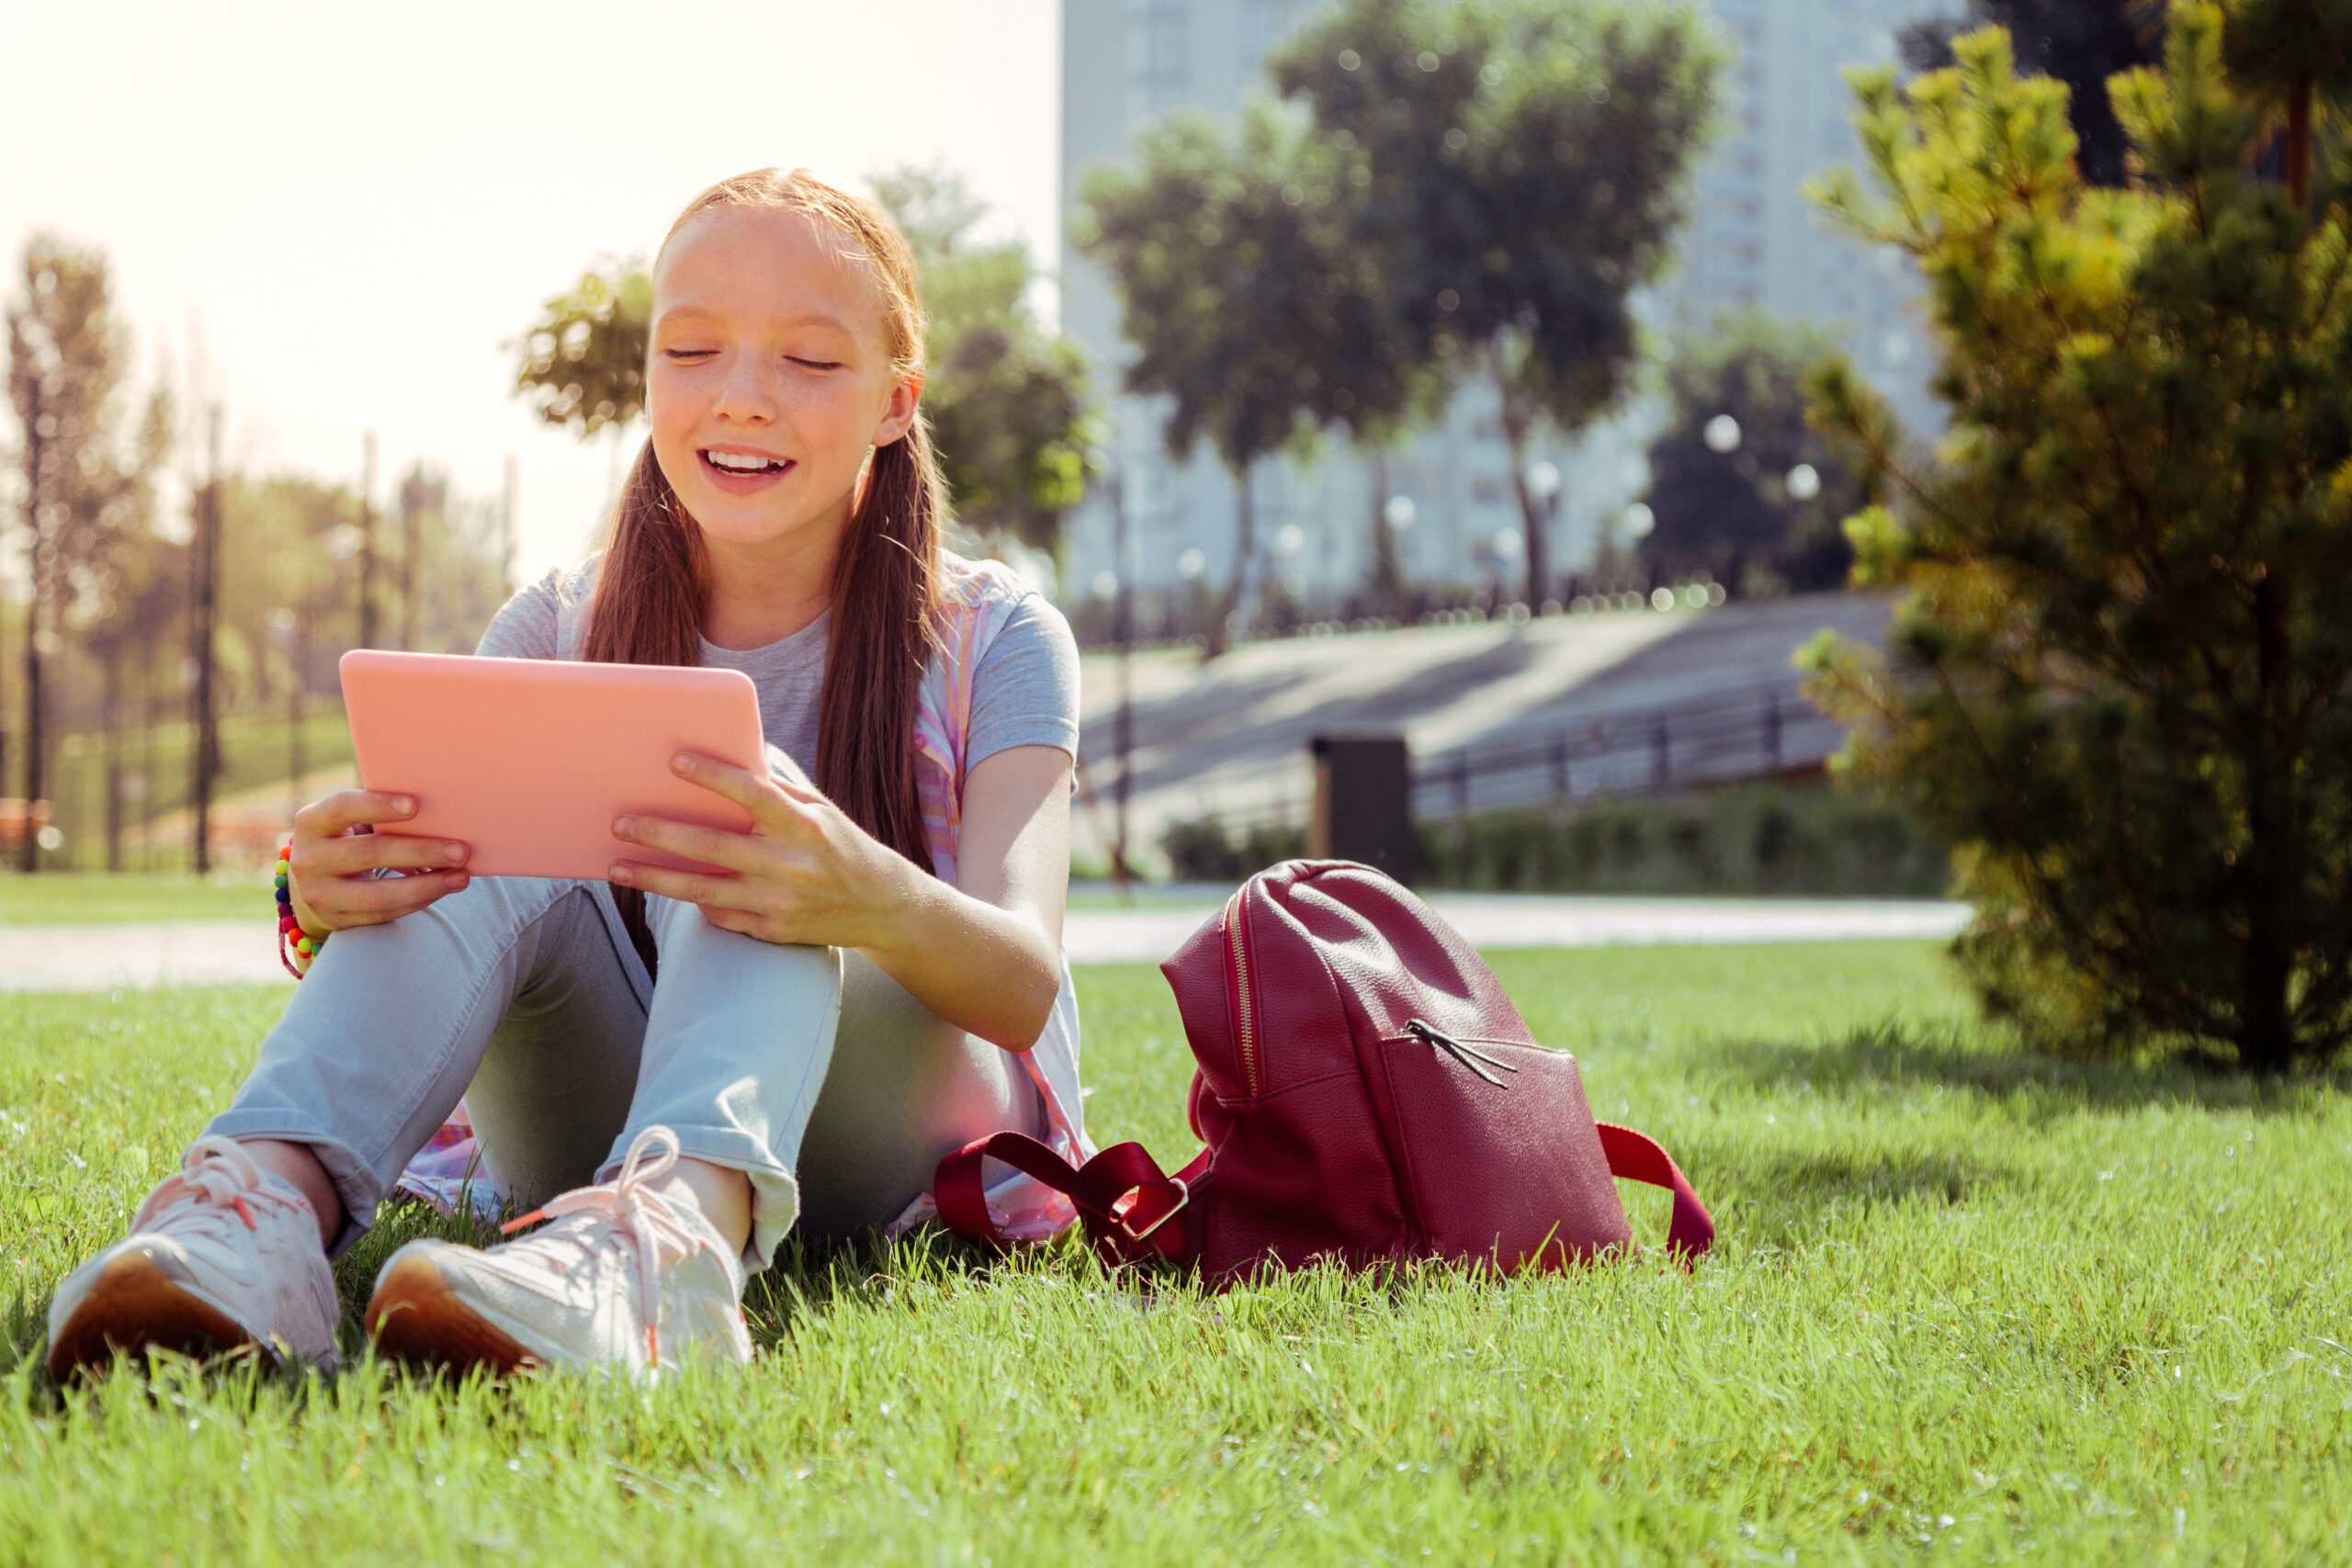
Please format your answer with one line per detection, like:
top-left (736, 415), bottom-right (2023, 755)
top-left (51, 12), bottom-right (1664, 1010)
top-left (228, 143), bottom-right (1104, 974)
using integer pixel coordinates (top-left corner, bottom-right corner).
top-left (1803, 7), bottom-right (2352, 1070)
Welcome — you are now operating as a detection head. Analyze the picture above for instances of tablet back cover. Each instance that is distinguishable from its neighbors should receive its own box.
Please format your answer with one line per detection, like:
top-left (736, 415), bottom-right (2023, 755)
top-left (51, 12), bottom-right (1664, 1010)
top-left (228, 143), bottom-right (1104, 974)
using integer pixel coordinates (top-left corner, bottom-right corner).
top-left (340, 650), bottom-right (764, 881)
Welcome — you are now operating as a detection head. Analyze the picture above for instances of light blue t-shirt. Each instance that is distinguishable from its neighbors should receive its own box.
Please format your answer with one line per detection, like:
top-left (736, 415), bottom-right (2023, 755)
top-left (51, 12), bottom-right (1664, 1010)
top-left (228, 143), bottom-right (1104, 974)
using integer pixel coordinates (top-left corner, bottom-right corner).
top-left (474, 559), bottom-right (1080, 777)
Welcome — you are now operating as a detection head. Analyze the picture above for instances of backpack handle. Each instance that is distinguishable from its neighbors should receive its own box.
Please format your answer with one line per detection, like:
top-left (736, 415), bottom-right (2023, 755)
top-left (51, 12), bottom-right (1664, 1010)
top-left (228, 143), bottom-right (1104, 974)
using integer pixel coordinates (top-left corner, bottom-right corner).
top-left (934, 1133), bottom-right (1195, 1264)
top-left (1594, 1122), bottom-right (1714, 1266)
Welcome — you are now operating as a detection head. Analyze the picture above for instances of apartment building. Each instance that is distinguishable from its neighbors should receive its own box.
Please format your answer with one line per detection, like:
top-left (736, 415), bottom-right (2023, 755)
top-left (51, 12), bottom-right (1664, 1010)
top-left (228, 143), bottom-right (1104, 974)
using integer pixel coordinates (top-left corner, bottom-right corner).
top-left (1057, 0), bottom-right (1945, 613)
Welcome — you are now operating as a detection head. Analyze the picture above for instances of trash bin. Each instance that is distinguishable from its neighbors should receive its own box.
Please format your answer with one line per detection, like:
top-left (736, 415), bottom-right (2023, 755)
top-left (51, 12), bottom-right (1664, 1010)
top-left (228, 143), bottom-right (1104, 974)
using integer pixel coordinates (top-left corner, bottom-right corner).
top-left (1309, 735), bottom-right (1414, 885)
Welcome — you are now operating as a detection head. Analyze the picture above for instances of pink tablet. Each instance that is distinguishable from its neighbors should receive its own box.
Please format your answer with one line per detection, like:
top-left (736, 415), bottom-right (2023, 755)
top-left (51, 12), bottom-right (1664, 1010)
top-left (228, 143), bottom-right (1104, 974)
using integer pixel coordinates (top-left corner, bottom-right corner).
top-left (340, 649), bottom-right (765, 881)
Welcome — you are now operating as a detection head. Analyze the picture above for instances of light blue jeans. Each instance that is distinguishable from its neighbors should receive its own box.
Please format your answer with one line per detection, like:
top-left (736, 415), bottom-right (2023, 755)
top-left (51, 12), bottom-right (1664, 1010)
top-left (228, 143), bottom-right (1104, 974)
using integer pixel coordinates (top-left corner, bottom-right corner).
top-left (206, 875), bottom-right (1043, 1267)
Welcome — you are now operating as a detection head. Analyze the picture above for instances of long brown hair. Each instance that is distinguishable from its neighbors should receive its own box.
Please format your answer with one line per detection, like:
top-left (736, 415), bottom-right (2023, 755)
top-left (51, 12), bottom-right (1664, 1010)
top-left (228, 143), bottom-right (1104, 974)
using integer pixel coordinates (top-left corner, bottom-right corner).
top-left (583, 169), bottom-right (943, 872)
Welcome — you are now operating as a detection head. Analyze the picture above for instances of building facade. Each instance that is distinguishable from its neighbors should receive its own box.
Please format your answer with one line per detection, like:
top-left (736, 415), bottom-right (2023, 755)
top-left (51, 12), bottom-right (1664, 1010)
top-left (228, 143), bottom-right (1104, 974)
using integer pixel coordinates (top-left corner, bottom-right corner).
top-left (1056, 0), bottom-right (1944, 618)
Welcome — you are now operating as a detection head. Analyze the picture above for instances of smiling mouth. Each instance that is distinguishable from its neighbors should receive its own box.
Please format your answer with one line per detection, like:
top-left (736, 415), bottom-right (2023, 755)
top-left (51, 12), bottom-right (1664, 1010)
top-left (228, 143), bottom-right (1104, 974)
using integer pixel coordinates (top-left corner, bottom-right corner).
top-left (701, 448), bottom-right (793, 477)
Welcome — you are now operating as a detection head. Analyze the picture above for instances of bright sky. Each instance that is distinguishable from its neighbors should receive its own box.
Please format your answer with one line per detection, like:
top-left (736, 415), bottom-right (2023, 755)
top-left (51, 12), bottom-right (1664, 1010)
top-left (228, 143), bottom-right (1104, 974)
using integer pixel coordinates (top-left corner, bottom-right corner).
top-left (0, 0), bottom-right (1061, 584)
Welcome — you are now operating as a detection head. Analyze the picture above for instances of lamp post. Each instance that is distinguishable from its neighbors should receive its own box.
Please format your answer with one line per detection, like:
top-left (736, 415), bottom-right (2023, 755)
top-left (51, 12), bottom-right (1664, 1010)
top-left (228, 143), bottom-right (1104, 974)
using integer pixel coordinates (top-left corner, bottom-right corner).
top-left (270, 607), bottom-right (302, 827)
top-left (1108, 461), bottom-right (1136, 893)
top-left (1524, 460), bottom-right (1563, 607)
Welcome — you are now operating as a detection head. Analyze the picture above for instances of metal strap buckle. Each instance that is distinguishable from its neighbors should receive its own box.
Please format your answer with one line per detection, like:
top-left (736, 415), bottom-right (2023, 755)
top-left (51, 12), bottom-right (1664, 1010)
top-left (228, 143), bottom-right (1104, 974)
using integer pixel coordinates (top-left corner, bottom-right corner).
top-left (1114, 1176), bottom-right (1191, 1247)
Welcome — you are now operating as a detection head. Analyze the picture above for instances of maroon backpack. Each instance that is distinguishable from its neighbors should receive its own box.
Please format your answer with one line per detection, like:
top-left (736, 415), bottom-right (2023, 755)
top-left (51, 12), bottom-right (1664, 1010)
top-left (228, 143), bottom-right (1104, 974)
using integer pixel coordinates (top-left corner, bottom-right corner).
top-left (935, 860), bottom-right (1713, 1281)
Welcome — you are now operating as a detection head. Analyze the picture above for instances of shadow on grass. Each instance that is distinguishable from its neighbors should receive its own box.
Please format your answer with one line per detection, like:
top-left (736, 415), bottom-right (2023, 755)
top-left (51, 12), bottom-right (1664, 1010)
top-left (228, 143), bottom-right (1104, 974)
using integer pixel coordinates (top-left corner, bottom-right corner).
top-left (5, 1203), bottom-right (1056, 1409)
top-left (1714, 1020), bottom-right (2347, 1121)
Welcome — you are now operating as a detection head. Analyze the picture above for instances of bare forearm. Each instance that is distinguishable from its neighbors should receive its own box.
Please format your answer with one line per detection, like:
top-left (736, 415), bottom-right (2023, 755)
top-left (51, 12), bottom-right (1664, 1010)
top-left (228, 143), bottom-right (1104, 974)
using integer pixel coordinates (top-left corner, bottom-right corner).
top-left (857, 866), bottom-right (1061, 1051)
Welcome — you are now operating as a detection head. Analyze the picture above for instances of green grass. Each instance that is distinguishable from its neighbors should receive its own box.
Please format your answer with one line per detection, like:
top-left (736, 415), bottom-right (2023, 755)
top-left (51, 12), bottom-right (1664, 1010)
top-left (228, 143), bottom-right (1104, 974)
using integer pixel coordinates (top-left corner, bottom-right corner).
top-left (0, 870), bottom-right (271, 925)
top-left (3, 944), bottom-right (2348, 1564)
top-left (43, 706), bottom-right (356, 873)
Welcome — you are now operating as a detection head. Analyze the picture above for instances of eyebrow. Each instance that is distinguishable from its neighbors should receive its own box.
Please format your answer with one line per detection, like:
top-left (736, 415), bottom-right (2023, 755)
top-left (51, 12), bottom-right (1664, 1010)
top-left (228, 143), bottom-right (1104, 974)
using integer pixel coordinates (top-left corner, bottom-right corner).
top-left (653, 305), bottom-right (858, 337)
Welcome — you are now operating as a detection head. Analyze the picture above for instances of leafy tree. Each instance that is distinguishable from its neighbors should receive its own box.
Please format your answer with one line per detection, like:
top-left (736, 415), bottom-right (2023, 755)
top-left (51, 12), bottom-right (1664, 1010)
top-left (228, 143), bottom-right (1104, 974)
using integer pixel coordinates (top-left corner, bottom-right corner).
top-left (1640, 311), bottom-right (1862, 594)
top-left (514, 263), bottom-right (652, 440)
top-left (6, 236), bottom-right (167, 867)
top-left (1900, 1), bottom-right (2165, 186)
top-left (1801, 11), bottom-right (2352, 1070)
top-left (871, 166), bottom-right (1100, 558)
top-left (1080, 102), bottom-right (1382, 654)
top-left (1271, 0), bottom-right (1724, 609)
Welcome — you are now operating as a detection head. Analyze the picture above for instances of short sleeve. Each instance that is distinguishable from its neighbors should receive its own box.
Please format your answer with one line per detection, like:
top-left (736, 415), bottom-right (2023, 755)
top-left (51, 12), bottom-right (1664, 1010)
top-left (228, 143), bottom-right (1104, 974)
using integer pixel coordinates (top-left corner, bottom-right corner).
top-left (472, 570), bottom-right (565, 660)
top-left (964, 592), bottom-right (1080, 768)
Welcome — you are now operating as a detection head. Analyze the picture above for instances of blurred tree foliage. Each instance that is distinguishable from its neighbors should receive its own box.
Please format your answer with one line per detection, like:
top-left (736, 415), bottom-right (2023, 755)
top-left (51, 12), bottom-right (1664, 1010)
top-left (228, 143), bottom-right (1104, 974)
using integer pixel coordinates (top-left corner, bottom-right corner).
top-left (1079, 102), bottom-right (1402, 654)
top-left (1640, 311), bottom-right (1862, 595)
top-left (1271, 0), bottom-right (1724, 609)
top-left (6, 236), bottom-right (169, 853)
top-left (1900, 1), bottom-right (2165, 186)
top-left (1802, 9), bottom-right (2352, 1071)
top-left (870, 166), bottom-right (1100, 560)
top-left (513, 265), bottom-right (652, 439)
top-left (511, 174), bottom-right (1099, 560)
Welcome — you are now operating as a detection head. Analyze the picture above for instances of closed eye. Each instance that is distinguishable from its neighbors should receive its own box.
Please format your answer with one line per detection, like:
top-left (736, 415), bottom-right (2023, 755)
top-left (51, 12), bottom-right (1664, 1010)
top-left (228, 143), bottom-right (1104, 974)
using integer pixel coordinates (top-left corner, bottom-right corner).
top-left (787, 357), bottom-right (843, 371)
top-left (663, 348), bottom-right (718, 362)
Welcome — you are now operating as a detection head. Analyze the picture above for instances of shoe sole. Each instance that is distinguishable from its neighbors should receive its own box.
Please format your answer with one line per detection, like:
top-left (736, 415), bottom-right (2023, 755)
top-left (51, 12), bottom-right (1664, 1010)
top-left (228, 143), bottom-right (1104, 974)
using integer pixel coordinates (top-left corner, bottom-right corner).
top-left (365, 1252), bottom-right (537, 1376)
top-left (46, 1250), bottom-right (253, 1377)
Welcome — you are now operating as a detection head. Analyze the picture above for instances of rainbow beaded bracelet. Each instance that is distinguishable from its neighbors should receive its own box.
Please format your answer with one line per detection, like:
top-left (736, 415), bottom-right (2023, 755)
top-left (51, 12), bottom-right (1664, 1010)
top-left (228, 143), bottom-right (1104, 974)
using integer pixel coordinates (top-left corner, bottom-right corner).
top-left (275, 843), bottom-right (327, 978)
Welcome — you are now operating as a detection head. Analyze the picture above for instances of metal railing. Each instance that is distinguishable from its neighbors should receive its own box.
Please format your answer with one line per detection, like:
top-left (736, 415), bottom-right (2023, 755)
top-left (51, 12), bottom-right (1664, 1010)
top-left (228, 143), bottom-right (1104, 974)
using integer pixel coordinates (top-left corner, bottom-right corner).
top-left (1409, 680), bottom-right (1839, 818)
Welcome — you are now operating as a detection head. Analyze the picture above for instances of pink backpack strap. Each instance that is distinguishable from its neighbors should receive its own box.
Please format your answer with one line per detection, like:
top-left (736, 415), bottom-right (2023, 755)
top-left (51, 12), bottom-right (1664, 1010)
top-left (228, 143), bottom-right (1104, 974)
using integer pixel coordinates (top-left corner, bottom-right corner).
top-left (934, 1132), bottom-right (1204, 1266)
top-left (1593, 1123), bottom-right (1714, 1266)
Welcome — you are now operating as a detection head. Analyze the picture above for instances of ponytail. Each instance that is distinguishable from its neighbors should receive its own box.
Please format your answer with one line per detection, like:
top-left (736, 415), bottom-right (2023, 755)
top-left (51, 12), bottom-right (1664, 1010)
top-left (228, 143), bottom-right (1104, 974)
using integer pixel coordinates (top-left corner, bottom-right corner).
top-left (816, 420), bottom-right (943, 873)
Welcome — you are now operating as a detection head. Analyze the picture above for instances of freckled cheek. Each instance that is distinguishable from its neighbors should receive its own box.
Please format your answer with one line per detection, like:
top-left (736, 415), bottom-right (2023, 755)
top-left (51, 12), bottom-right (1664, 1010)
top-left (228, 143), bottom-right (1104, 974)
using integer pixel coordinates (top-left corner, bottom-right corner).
top-left (775, 385), bottom-right (874, 470)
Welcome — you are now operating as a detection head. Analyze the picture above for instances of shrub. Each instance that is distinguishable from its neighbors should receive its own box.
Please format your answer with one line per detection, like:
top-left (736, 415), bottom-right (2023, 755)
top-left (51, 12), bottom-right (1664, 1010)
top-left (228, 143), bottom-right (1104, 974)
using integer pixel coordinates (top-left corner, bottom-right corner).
top-left (1804, 11), bottom-right (2352, 1070)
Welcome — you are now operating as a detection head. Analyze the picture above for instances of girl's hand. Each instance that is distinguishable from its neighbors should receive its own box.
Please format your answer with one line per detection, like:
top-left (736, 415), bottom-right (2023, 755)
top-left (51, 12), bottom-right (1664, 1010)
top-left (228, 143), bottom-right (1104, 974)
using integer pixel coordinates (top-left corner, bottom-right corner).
top-left (286, 790), bottom-right (471, 934)
top-left (605, 753), bottom-right (915, 953)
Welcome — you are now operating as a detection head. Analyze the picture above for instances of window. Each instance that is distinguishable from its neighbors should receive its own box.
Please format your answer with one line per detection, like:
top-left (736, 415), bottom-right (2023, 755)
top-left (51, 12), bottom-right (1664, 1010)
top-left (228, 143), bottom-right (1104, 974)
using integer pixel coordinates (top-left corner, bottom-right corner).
top-left (1127, 0), bottom-right (1188, 117)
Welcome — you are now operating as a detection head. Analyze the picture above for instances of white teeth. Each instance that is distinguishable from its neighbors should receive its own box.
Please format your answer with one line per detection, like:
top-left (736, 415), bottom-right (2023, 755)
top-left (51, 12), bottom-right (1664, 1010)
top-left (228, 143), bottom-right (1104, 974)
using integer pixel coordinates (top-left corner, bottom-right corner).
top-left (707, 450), bottom-right (779, 472)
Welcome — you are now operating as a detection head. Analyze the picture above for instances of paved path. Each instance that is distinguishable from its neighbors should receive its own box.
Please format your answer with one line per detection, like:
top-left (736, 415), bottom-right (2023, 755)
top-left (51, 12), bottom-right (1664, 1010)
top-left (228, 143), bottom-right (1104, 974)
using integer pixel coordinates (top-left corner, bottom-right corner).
top-left (0, 897), bottom-right (1969, 991)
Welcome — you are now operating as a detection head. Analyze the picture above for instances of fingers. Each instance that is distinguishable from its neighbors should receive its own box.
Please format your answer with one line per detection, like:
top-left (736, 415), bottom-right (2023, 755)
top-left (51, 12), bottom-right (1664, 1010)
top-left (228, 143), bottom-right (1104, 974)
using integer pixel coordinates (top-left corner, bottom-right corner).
top-left (304, 829), bottom-right (469, 880)
top-left (301, 867), bottom-right (469, 930)
top-left (335, 869), bottom-right (472, 919)
top-left (671, 751), bottom-right (820, 829)
top-left (605, 858), bottom-right (752, 911)
top-left (297, 789), bottom-right (421, 839)
top-left (611, 812), bottom-right (755, 874)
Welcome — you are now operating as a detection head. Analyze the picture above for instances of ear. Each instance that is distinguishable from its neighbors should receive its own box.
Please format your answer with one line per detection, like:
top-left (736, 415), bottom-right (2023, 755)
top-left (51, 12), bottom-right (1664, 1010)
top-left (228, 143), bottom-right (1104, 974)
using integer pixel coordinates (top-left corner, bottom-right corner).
top-left (871, 367), bottom-right (923, 448)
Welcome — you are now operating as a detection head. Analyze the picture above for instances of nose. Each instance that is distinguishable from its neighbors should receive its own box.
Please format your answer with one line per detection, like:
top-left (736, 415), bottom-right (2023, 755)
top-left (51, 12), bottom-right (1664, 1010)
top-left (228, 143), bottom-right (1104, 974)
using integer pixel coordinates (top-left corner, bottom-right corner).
top-left (711, 349), bottom-right (775, 425)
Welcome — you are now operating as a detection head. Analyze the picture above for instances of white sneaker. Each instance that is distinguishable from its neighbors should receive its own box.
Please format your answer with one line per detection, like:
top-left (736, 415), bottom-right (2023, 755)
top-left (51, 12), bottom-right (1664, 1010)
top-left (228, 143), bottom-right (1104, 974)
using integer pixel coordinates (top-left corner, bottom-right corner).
top-left (46, 1136), bottom-right (341, 1376)
top-left (365, 1126), bottom-right (752, 1379)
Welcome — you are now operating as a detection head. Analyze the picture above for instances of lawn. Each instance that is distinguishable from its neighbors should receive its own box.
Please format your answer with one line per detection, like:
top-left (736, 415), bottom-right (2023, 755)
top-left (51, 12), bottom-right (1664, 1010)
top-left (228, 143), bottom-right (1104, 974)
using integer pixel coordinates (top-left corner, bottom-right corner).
top-left (2, 943), bottom-right (2346, 1564)
top-left (0, 870), bottom-right (269, 926)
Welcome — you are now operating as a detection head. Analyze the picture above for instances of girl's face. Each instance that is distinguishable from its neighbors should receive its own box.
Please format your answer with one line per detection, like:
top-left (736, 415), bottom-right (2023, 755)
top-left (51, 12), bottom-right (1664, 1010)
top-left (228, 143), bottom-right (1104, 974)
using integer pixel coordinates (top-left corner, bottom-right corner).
top-left (647, 206), bottom-right (919, 558)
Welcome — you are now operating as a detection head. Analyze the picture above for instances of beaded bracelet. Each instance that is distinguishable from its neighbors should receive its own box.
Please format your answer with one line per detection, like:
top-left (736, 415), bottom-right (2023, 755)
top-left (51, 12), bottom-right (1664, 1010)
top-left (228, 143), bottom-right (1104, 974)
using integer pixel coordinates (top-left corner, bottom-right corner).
top-left (276, 842), bottom-right (327, 978)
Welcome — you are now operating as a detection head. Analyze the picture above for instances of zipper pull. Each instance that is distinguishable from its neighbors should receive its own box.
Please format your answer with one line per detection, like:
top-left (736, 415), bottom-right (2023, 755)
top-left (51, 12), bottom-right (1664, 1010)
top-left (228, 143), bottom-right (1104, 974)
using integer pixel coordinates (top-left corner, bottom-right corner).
top-left (1402, 1018), bottom-right (1518, 1089)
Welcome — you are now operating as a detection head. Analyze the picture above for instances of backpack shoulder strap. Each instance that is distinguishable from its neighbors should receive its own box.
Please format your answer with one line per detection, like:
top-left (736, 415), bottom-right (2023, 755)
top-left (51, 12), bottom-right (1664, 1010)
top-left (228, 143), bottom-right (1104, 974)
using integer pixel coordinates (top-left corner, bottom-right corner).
top-left (934, 1133), bottom-right (1203, 1266)
top-left (1594, 1122), bottom-right (1714, 1266)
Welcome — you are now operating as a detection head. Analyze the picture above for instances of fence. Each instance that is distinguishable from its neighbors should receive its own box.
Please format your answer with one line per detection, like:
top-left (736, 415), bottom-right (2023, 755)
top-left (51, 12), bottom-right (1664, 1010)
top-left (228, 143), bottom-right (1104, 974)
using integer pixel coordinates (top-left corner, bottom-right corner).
top-left (1407, 679), bottom-right (1844, 821)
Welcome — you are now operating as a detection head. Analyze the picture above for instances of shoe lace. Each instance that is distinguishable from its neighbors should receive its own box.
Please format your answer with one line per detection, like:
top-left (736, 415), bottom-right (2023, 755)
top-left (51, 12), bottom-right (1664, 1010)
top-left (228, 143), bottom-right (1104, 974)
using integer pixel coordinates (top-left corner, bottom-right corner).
top-left (500, 1125), bottom-right (708, 1365)
top-left (132, 1135), bottom-right (310, 1236)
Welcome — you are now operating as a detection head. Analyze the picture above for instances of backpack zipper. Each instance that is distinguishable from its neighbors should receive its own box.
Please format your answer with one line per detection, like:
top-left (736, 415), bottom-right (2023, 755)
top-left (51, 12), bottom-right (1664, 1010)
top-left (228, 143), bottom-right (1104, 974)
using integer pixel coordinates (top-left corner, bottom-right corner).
top-left (1401, 1018), bottom-right (1519, 1089)
top-left (1224, 889), bottom-right (1260, 1095)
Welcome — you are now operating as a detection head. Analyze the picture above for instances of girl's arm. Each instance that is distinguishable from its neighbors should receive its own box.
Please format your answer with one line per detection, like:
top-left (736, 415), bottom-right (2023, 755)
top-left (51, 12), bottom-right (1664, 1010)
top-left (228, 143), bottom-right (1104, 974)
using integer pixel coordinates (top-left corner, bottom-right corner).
top-left (607, 743), bottom-right (1071, 1052)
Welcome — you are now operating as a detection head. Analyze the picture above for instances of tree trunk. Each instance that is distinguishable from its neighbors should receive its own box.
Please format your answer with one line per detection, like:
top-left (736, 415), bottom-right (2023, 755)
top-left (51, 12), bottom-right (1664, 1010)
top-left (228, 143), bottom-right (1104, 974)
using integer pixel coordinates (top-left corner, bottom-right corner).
top-left (18, 379), bottom-right (45, 874)
top-left (1204, 460), bottom-right (1258, 661)
top-left (1366, 446), bottom-right (1401, 616)
top-left (2238, 574), bottom-right (2298, 1072)
top-left (21, 536), bottom-right (45, 875)
top-left (1493, 360), bottom-right (1547, 609)
top-left (103, 648), bottom-right (122, 873)
top-left (2287, 74), bottom-right (2312, 212)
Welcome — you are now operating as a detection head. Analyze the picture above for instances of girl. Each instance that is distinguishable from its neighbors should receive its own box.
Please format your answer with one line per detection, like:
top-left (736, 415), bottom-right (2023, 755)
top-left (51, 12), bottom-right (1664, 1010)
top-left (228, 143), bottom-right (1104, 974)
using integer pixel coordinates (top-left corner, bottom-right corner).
top-left (44, 168), bottom-right (1091, 1378)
